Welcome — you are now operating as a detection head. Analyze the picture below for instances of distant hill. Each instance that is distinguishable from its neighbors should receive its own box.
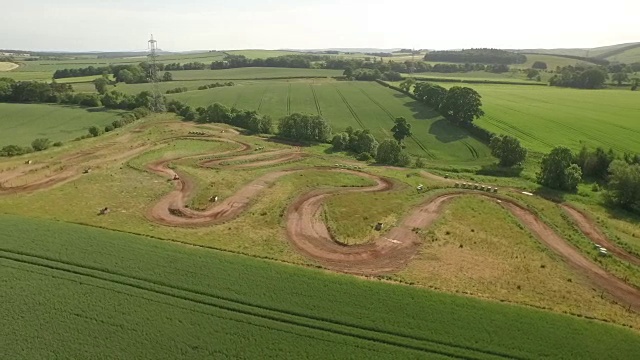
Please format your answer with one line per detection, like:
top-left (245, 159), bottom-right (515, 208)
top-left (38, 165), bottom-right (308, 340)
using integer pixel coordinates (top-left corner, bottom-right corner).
top-left (515, 42), bottom-right (640, 64)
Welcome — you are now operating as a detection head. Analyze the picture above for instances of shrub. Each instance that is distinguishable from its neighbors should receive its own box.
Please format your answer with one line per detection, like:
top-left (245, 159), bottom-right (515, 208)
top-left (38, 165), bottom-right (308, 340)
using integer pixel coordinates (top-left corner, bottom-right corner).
top-left (31, 138), bottom-right (52, 152)
top-left (53, 141), bottom-right (63, 147)
top-left (104, 124), bottom-right (115, 132)
top-left (356, 152), bottom-right (372, 161)
top-left (414, 157), bottom-right (425, 168)
top-left (88, 125), bottom-right (102, 137)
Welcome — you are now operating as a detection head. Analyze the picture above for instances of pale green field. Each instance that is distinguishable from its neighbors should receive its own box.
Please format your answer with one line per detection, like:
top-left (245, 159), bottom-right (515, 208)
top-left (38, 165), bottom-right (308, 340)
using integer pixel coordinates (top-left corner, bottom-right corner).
top-left (0, 103), bottom-right (122, 146)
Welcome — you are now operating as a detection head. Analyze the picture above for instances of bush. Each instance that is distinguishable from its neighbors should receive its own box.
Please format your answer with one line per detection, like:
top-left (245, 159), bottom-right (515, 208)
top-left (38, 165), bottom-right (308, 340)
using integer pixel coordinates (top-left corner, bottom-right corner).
top-left (132, 107), bottom-right (151, 119)
top-left (604, 160), bottom-right (640, 213)
top-left (414, 157), bottom-right (425, 168)
top-left (489, 135), bottom-right (527, 167)
top-left (376, 139), bottom-right (407, 166)
top-left (537, 146), bottom-right (582, 192)
top-left (104, 124), bottom-right (115, 132)
top-left (356, 152), bottom-right (372, 161)
top-left (0, 145), bottom-right (33, 157)
top-left (331, 133), bottom-right (350, 151)
top-left (88, 125), bottom-right (102, 137)
top-left (31, 138), bottom-right (51, 152)
top-left (53, 141), bottom-right (63, 147)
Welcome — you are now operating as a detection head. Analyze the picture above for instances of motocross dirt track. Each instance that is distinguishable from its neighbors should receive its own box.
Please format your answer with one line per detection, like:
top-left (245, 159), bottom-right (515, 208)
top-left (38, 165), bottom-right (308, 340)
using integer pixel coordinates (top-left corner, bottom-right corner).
top-left (1, 121), bottom-right (638, 310)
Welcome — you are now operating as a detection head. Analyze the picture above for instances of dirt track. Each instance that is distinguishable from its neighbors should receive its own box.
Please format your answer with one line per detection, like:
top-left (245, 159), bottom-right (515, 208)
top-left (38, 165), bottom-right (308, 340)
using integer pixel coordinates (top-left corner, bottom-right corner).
top-left (1, 120), bottom-right (639, 310)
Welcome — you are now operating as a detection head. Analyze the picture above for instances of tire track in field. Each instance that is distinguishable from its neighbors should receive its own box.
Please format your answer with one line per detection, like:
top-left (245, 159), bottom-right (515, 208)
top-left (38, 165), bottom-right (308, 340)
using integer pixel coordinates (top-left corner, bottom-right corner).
top-left (461, 141), bottom-right (479, 159)
top-left (310, 84), bottom-right (323, 116)
top-left (0, 251), bottom-right (523, 360)
top-left (333, 85), bottom-right (366, 130)
top-left (257, 85), bottom-right (270, 111)
top-left (287, 83), bottom-right (292, 115)
top-left (355, 84), bottom-right (435, 159)
top-left (483, 113), bottom-right (555, 149)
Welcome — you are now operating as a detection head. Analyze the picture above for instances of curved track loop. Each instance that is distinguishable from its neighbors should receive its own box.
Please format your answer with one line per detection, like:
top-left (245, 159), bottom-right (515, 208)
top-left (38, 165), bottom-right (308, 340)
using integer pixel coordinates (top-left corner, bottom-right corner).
top-left (287, 189), bottom-right (640, 310)
top-left (1, 122), bottom-right (638, 310)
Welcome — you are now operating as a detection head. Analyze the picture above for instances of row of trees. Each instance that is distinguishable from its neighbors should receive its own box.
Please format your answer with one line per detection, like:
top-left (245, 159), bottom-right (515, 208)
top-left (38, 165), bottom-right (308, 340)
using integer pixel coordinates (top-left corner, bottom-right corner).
top-left (424, 49), bottom-right (527, 65)
top-left (1, 138), bottom-right (62, 157)
top-left (277, 113), bottom-right (332, 142)
top-left (211, 55), bottom-right (313, 70)
top-left (410, 82), bottom-right (485, 124)
top-left (549, 66), bottom-right (608, 89)
top-left (167, 101), bottom-right (273, 135)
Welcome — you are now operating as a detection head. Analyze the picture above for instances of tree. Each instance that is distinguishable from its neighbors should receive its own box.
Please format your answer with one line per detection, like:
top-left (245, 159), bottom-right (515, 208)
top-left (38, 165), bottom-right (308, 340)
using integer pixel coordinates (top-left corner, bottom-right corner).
top-left (537, 146), bottom-right (582, 191)
top-left (31, 138), bottom-right (51, 151)
top-left (413, 82), bottom-right (447, 109)
top-left (532, 61), bottom-right (547, 70)
top-left (331, 132), bottom-right (350, 151)
top-left (162, 72), bottom-right (173, 82)
top-left (526, 69), bottom-right (540, 80)
top-left (605, 160), bottom-right (640, 213)
top-left (88, 125), bottom-right (102, 137)
top-left (277, 113), bottom-right (331, 142)
top-left (612, 72), bottom-right (629, 85)
top-left (391, 117), bottom-right (412, 144)
top-left (93, 77), bottom-right (109, 94)
top-left (399, 78), bottom-right (416, 92)
top-left (439, 86), bottom-right (484, 124)
top-left (489, 135), bottom-right (527, 167)
top-left (376, 139), bottom-right (402, 165)
top-left (343, 68), bottom-right (353, 79)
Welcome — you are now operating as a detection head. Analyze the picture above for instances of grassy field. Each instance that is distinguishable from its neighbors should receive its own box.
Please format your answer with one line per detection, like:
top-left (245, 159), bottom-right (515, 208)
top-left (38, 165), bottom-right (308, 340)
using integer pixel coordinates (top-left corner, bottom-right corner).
top-left (429, 83), bottom-right (640, 155)
top-left (606, 46), bottom-right (640, 64)
top-left (2, 214), bottom-right (639, 359)
top-left (170, 67), bottom-right (343, 80)
top-left (0, 103), bottom-right (123, 147)
top-left (168, 79), bottom-right (491, 164)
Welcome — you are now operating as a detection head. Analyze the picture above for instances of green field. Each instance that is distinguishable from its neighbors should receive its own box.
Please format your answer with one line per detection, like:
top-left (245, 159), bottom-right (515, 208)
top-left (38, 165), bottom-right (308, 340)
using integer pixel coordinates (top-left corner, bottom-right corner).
top-left (169, 79), bottom-right (491, 163)
top-left (1, 214), bottom-right (639, 359)
top-left (429, 83), bottom-right (640, 155)
top-left (606, 46), bottom-right (640, 64)
top-left (170, 67), bottom-right (343, 80)
top-left (224, 49), bottom-right (310, 58)
top-left (0, 103), bottom-right (122, 147)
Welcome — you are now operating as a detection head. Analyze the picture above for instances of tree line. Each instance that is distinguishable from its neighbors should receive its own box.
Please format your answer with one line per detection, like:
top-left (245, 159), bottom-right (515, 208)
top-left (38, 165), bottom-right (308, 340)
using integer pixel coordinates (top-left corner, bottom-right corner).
top-left (424, 49), bottom-right (527, 65)
top-left (537, 145), bottom-right (640, 214)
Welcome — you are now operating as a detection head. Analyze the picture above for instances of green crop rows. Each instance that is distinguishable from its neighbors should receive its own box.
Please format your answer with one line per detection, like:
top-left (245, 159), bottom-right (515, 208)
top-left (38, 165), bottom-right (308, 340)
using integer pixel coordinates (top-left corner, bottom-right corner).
top-left (168, 80), bottom-right (491, 164)
top-left (1, 215), bottom-right (639, 359)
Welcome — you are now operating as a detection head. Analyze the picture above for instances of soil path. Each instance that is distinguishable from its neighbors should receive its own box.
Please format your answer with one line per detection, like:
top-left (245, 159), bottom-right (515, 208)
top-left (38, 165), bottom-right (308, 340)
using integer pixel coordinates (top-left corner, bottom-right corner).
top-left (1, 121), bottom-right (638, 310)
top-left (562, 205), bottom-right (640, 267)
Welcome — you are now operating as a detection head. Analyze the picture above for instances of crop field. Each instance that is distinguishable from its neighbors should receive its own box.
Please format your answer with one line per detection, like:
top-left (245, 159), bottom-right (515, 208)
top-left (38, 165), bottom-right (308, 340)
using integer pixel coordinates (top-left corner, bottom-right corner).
top-left (224, 49), bottom-right (310, 58)
top-left (2, 214), bottom-right (639, 359)
top-left (170, 67), bottom-right (343, 80)
top-left (412, 71), bottom-right (548, 84)
top-left (429, 83), bottom-right (640, 154)
top-left (168, 79), bottom-right (491, 163)
top-left (0, 103), bottom-right (122, 147)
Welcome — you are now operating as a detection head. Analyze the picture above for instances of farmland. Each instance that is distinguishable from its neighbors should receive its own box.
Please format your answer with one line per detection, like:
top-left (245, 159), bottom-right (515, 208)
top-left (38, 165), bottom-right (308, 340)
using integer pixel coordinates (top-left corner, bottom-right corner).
top-left (167, 79), bottom-right (491, 163)
top-left (2, 45), bottom-right (640, 358)
top-left (435, 84), bottom-right (640, 155)
top-left (2, 214), bottom-right (640, 359)
top-left (0, 103), bottom-right (122, 147)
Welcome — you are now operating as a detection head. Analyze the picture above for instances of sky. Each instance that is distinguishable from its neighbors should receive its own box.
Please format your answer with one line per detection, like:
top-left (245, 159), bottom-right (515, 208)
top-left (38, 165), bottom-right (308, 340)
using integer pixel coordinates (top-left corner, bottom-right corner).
top-left (1, 0), bottom-right (639, 52)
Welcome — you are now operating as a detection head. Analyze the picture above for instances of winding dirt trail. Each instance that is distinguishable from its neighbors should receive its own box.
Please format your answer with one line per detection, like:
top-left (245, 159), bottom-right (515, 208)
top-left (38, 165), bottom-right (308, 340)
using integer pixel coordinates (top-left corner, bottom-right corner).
top-left (1, 120), bottom-right (638, 310)
top-left (561, 205), bottom-right (640, 267)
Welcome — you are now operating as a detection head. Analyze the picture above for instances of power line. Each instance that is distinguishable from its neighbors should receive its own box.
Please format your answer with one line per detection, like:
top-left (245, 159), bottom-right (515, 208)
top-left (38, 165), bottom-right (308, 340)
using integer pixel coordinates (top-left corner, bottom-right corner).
top-left (148, 34), bottom-right (165, 112)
